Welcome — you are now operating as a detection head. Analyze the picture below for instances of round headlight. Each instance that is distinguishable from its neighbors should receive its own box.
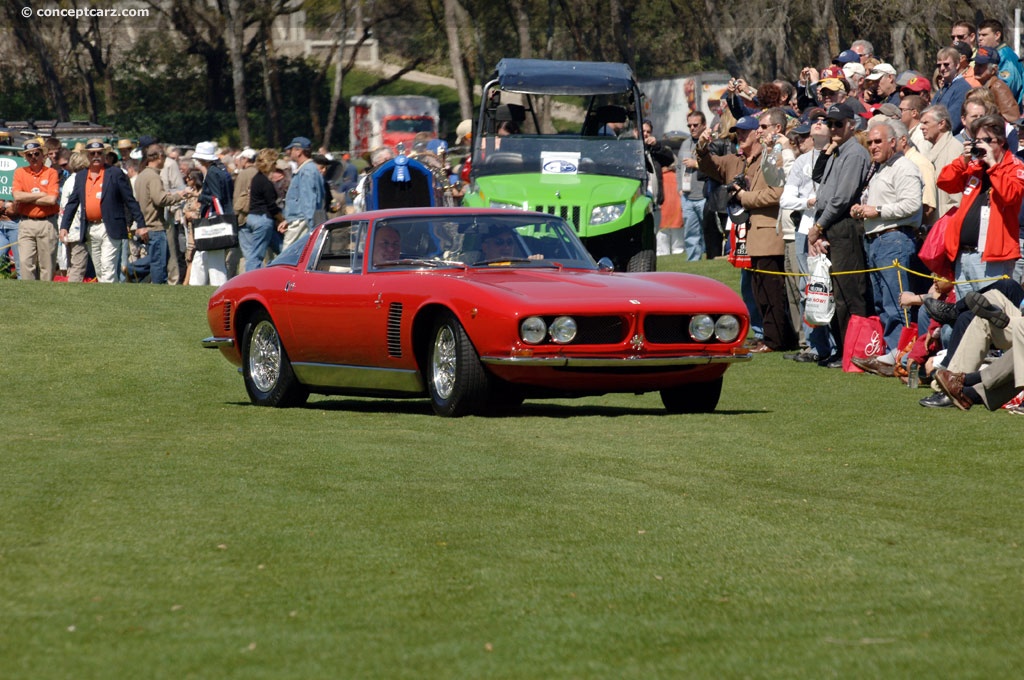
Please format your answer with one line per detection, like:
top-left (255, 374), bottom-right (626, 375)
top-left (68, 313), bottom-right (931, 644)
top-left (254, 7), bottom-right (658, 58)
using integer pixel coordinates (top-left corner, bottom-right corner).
top-left (520, 316), bottom-right (547, 344)
top-left (715, 315), bottom-right (741, 343)
top-left (549, 316), bottom-right (577, 344)
top-left (689, 314), bottom-right (715, 342)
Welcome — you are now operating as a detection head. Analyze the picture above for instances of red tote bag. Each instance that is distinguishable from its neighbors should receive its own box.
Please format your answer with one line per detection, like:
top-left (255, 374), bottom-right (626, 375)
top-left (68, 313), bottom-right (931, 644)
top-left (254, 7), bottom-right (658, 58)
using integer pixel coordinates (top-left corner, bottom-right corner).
top-left (842, 314), bottom-right (884, 373)
top-left (918, 208), bottom-right (956, 282)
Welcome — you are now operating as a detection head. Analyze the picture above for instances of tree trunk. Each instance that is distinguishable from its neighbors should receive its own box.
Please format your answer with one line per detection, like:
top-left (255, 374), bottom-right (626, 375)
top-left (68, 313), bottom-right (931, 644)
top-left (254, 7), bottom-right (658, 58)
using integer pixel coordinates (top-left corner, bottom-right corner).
top-left (444, 0), bottom-right (474, 122)
top-left (260, 21), bottom-right (282, 148)
top-left (8, 3), bottom-right (70, 120)
top-left (323, 41), bottom-right (345, 150)
top-left (223, 0), bottom-right (250, 146)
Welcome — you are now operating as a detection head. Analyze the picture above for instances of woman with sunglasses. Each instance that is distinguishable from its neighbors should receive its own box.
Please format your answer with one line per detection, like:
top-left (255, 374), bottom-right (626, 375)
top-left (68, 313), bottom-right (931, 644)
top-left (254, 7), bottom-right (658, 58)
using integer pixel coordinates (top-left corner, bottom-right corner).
top-left (935, 115), bottom-right (1024, 300)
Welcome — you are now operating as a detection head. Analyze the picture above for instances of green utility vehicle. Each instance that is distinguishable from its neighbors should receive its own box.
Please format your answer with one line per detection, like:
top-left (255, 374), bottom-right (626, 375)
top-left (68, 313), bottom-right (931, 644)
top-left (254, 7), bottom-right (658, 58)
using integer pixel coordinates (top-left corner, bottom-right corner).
top-left (462, 59), bottom-right (657, 271)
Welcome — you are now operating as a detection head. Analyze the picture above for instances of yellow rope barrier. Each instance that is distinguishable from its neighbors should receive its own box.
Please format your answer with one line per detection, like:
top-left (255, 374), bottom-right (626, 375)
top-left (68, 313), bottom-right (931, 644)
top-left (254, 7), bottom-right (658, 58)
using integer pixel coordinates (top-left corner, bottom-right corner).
top-left (746, 261), bottom-right (1010, 287)
top-left (746, 260), bottom-right (1012, 329)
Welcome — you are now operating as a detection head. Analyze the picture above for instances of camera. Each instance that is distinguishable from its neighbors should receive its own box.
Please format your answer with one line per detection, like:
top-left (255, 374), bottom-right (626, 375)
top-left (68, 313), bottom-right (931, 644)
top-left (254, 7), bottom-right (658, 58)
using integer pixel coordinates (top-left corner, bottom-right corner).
top-left (968, 140), bottom-right (986, 159)
top-left (728, 173), bottom-right (748, 193)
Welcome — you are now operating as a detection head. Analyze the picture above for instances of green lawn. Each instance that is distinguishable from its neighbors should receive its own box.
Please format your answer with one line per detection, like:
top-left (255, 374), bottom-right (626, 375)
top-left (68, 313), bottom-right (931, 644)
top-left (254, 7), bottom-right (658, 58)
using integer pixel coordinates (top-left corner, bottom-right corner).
top-left (2, 258), bottom-right (1023, 678)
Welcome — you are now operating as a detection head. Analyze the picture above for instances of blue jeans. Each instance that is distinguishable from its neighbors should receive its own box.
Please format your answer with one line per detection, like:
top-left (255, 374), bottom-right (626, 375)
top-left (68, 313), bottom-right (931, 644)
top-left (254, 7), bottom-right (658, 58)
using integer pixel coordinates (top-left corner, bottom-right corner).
top-left (147, 230), bottom-right (168, 284)
top-left (240, 213), bottom-right (276, 272)
top-left (125, 231), bottom-right (168, 283)
top-left (740, 268), bottom-right (763, 340)
top-left (955, 251), bottom-right (1016, 301)
top-left (0, 219), bottom-right (19, 278)
top-left (866, 228), bottom-right (916, 357)
top-left (682, 197), bottom-right (706, 261)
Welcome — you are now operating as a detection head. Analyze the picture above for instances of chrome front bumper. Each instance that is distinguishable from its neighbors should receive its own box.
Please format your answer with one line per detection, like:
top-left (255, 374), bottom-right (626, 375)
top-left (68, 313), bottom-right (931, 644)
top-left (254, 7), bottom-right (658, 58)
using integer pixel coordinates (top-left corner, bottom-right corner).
top-left (481, 353), bottom-right (752, 367)
top-left (201, 336), bottom-right (235, 349)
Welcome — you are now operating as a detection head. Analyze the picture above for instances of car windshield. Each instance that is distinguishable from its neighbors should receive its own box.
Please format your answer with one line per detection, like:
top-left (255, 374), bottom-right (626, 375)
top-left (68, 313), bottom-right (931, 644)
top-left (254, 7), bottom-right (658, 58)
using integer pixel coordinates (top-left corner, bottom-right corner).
top-left (368, 213), bottom-right (597, 270)
top-left (269, 232), bottom-right (310, 267)
top-left (472, 134), bottom-right (645, 181)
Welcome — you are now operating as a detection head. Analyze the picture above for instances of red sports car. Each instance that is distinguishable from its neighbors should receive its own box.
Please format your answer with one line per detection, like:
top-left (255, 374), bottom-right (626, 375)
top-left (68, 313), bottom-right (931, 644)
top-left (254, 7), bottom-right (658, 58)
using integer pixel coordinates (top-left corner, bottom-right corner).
top-left (202, 208), bottom-right (750, 416)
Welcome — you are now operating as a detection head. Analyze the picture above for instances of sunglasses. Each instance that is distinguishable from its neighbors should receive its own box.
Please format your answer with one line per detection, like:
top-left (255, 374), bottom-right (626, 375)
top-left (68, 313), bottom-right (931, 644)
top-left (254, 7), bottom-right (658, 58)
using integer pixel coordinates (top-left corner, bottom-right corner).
top-left (826, 120), bottom-right (847, 129)
top-left (687, 123), bottom-right (702, 128)
top-left (950, 34), bottom-right (968, 40)
top-left (24, 151), bottom-right (42, 158)
top-left (490, 238), bottom-right (515, 246)
top-left (866, 139), bottom-right (889, 146)
top-left (87, 150), bottom-right (105, 156)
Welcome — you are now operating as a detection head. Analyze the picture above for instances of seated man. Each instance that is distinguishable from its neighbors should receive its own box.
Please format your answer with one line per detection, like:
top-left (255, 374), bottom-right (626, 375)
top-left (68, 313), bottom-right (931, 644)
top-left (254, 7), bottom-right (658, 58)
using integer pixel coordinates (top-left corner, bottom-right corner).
top-left (371, 225), bottom-right (401, 266)
top-left (480, 228), bottom-right (520, 260)
top-left (476, 226), bottom-right (544, 262)
top-left (934, 288), bottom-right (1024, 412)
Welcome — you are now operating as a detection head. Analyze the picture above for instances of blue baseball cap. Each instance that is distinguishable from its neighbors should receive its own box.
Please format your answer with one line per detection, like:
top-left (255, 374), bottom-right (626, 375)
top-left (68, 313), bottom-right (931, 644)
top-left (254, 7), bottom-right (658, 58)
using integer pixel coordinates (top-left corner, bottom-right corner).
top-left (729, 115), bottom-right (760, 133)
top-left (833, 49), bottom-right (861, 64)
top-left (284, 136), bottom-right (311, 151)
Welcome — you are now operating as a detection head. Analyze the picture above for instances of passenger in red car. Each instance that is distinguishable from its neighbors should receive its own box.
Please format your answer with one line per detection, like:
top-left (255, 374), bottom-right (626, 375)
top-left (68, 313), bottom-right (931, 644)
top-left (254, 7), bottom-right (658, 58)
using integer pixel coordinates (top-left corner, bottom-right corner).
top-left (372, 225), bottom-right (401, 265)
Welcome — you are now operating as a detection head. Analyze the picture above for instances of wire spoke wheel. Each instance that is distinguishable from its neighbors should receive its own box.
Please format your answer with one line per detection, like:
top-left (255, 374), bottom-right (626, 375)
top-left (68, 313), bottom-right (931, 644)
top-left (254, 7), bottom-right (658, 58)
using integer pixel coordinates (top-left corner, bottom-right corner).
top-left (249, 320), bottom-right (282, 394)
top-left (241, 309), bottom-right (308, 408)
top-left (425, 313), bottom-right (488, 417)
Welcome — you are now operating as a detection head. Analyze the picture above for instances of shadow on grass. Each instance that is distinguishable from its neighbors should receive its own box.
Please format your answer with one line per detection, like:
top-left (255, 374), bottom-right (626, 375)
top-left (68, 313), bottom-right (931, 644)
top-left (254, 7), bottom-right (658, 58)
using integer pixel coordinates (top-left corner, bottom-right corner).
top-left (225, 398), bottom-right (766, 418)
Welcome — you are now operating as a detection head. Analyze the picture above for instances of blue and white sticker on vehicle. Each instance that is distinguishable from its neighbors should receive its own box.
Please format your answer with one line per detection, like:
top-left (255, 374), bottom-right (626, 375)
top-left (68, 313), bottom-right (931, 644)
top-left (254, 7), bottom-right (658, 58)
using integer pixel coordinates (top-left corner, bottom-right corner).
top-left (540, 151), bottom-right (581, 176)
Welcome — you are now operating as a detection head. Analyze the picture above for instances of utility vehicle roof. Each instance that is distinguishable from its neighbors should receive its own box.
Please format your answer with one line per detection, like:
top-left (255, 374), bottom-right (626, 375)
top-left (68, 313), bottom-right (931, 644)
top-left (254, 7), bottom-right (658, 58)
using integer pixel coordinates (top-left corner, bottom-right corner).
top-left (490, 59), bottom-right (637, 96)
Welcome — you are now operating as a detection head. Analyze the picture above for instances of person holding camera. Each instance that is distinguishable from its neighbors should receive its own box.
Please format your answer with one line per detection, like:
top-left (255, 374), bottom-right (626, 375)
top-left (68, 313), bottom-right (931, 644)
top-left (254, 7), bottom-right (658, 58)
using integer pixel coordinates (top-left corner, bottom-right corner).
top-left (696, 110), bottom-right (798, 353)
top-left (936, 115), bottom-right (1024, 300)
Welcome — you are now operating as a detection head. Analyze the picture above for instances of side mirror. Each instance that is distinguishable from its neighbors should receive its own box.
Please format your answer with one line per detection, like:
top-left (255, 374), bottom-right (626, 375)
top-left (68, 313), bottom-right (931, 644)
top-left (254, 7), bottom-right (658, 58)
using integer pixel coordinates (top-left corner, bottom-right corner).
top-left (597, 257), bottom-right (614, 272)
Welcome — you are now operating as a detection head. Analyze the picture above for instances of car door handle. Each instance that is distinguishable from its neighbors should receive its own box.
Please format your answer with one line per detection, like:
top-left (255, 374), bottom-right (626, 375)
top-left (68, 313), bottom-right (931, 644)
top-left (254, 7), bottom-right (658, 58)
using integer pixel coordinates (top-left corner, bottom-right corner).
top-left (285, 281), bottom-right (295, 292)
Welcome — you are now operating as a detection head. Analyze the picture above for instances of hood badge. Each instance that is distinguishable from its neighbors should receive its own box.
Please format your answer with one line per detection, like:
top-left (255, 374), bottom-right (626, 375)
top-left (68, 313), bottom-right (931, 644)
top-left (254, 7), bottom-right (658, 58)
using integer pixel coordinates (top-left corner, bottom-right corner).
top-left (631, 334), bottom-right (644, 350)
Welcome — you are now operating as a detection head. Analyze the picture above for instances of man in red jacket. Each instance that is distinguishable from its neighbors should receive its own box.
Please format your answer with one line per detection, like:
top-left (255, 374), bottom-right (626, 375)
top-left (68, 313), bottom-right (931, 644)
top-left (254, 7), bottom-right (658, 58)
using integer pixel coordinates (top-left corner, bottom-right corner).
top-left (937, 115), bottom-right (1024, 299)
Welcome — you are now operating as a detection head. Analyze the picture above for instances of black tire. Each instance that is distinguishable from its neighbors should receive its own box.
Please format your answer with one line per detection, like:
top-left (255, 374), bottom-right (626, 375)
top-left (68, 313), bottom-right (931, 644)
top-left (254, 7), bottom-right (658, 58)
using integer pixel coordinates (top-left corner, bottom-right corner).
top-left (626, 248), bottom-right (657, 272)
top-left (660, 377), bottom-right (723, 414)
top-left (425, 313), bottom-right (489, 417)
top-left (241, 309), bottom-right (309, 408)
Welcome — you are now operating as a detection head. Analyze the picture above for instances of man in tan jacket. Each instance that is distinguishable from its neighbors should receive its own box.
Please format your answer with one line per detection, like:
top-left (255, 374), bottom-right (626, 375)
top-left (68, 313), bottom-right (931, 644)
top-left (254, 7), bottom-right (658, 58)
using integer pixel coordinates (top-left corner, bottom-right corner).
top-left (132, 144), bottom-right (189, 283)
top-left (696, 110), bottom-right (798, 352)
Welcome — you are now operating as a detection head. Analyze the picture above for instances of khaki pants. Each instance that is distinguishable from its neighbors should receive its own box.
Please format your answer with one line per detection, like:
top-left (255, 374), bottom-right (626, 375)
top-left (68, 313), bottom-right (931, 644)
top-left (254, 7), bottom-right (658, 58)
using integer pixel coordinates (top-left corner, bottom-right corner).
top-left (18, 216), bottom-right (58, 281)
top-left (948, 291), bottom-right (1024, 395)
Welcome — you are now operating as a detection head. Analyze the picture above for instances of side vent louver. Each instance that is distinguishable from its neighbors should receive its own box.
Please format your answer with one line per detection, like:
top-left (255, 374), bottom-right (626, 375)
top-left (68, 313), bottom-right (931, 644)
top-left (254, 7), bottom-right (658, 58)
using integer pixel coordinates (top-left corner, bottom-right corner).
top-left (387, 303), bottom-right (403, 357)
top-left (222, 301), bottom-right (232, 333)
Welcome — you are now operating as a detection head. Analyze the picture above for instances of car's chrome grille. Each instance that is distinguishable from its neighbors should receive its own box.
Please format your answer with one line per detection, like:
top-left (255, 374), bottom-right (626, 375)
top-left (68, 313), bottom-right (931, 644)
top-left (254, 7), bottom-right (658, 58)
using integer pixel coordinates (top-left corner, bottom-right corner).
top-left (643, 315), bottom-right (692, 344)
top-left (222, 301), bottom-right (232, 333)
top-left (387, 303), bottom-right (403, 357)
top-left (533, 205), bottom-right (582, 231)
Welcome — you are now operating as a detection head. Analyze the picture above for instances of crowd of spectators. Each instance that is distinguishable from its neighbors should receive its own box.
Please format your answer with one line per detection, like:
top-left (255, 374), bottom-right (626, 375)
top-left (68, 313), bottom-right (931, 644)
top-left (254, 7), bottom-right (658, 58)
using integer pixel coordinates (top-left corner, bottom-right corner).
top-left (1, 133), bottom-right (361, 284)
top-left (654, 17), bottom-right (1024, 412)
top-left (4, 17), bottom-right (1024, 412)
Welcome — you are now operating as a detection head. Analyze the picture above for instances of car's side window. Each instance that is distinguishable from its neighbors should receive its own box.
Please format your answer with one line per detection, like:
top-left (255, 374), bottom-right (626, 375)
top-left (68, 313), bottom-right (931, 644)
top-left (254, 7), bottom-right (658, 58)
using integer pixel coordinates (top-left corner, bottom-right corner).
top-left (312, 222), bottom-right (367, 274)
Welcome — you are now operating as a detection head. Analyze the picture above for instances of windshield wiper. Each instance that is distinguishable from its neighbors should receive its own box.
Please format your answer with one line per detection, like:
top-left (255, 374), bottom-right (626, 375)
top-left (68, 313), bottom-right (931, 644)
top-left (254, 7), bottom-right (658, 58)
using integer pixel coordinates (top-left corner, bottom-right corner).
top-left (375, 258), bottom-right (466, 268)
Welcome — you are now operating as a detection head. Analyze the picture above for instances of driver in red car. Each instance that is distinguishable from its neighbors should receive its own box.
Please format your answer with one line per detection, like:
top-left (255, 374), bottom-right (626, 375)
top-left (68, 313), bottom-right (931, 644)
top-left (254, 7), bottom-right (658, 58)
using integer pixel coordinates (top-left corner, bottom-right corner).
top-left (480, 227), bottom-right (543, 261)
top-left (372, 225), bottom-right (401, 265)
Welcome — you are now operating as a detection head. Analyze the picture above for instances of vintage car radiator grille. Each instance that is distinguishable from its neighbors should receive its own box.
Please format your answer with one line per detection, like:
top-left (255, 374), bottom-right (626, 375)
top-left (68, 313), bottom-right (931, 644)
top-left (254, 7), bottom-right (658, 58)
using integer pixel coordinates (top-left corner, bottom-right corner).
top-left (222, 301), bottom-right (232, 333)
top-left (387, 303), bottom-right (403, 357)
top-left (643, 315), bottom-right (694, 344)
top-left (533, 204), bottom-right (582, 230)
top-left (573, 316), bottom-right (627, 344)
